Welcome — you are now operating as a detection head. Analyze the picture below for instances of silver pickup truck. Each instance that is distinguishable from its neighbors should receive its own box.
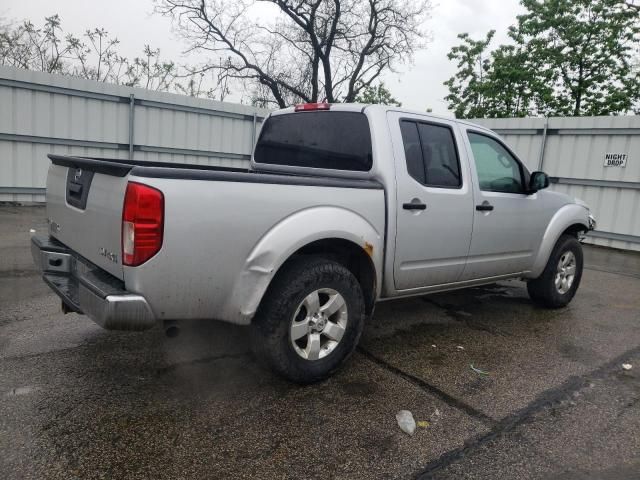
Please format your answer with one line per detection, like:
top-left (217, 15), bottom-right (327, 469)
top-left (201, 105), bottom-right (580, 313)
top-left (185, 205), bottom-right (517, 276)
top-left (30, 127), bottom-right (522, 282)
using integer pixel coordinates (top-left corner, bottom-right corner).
top-left (32, 103), bottom-right (595, 382)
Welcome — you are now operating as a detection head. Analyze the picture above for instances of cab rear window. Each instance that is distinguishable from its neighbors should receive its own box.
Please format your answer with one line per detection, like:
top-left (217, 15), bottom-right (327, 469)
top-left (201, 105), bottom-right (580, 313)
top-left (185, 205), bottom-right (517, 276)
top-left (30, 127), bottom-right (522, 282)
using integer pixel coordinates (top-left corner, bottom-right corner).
top-left (254, 111), bottom-right (373, 171)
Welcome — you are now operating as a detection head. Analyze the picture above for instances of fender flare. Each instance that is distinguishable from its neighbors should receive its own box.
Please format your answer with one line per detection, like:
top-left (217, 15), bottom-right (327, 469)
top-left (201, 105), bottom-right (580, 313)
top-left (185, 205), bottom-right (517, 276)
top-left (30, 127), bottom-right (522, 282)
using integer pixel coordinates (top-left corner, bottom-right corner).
top-left (221, 206), bottom-right (384, 324)
top-left (528, 204), bottom-right (590, 279)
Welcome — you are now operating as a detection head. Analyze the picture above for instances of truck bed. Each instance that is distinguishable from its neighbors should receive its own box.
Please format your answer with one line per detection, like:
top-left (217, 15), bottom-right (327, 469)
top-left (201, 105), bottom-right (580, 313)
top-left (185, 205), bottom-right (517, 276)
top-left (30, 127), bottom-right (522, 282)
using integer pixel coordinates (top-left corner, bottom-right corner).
top-left (43, 154), bottom-right (386, 325)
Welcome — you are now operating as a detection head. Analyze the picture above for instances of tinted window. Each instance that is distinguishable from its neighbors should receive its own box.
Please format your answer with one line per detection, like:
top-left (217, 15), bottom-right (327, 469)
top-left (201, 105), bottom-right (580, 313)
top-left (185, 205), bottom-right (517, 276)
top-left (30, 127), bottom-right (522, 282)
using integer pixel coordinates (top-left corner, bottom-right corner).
top-left (254, 112), bottom-right (372, 171)
top-left (400, 120), bottom-right (462, 188)
top-left (417, 123), bottom-right (461, 188)
top-left (400, 121), bottom-right (425, 183)
top-left (468, 132), bottom-right (524, 193)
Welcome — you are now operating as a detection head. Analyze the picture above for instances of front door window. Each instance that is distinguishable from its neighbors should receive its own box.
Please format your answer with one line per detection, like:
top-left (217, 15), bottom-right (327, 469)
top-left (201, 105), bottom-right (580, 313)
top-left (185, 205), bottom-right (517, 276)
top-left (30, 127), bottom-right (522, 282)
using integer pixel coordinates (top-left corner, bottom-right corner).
top-left (467, 132), bottom-right (524, 194)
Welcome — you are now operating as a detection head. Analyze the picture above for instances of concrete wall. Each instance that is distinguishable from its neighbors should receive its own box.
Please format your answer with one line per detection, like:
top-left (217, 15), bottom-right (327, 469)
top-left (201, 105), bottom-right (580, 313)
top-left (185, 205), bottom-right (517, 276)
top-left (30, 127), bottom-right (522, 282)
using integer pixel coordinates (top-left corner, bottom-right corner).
top-left (0, 66), bottom-right (269, 203)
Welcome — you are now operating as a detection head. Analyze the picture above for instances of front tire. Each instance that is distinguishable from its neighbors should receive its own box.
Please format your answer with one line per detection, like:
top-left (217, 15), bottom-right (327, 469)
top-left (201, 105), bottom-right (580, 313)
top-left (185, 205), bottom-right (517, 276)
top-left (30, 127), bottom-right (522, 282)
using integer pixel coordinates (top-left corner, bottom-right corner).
top-left (527, 234), bottom-right (584, 308)
top-left (251, 256), bottom-right (365, 384)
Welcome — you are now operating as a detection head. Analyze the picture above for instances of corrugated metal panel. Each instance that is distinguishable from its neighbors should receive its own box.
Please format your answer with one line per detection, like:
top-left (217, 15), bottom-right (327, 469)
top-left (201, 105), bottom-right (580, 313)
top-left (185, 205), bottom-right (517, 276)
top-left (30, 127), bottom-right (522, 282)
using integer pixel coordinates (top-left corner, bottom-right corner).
top-left (472, 115), bottom-right (640, 251)
top-left (4, 68), bottom-right (638, 252)
top-left (0, 66), bottom-right (268, 202)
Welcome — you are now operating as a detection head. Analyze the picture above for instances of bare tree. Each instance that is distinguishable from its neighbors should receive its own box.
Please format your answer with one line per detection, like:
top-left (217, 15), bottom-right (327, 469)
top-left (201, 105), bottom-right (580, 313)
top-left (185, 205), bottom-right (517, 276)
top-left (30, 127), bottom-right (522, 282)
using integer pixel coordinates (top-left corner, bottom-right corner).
top-left (157, 0), bottom-right (430, 107)
top-left (66, 28), bottom-right (129, 83)
top-left (0, 14), bottom-right (227, 99)
top-left (0, 15), bottom-right (77, 73)
top-left (122, 45), bottom-right (178, 90)
top-left (175, 57), bottom-right (233, 100)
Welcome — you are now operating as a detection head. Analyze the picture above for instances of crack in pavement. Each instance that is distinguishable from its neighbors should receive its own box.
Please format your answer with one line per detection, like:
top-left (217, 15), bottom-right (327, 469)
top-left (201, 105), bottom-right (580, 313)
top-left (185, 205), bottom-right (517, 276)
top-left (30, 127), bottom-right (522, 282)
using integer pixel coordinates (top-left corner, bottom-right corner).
top-left (357, 347), bottom-right (497, 426)
top-left (585, 266), bottom-right (640, 280)
top-left (414, 344), bottom-right (640, 479)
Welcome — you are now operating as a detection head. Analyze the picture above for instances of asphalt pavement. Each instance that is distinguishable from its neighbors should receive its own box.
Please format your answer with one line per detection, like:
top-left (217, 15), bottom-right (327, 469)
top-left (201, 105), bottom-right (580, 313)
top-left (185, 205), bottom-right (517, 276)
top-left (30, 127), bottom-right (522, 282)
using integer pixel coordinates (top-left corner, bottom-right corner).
top-left (1, 205), bottom-right (639, 479)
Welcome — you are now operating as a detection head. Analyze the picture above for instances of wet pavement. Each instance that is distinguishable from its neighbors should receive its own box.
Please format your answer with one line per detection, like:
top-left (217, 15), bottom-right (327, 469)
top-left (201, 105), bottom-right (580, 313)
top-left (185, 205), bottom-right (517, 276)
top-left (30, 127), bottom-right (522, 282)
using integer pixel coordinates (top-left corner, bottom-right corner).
top-left (1, 205), bottom-right (639, 479)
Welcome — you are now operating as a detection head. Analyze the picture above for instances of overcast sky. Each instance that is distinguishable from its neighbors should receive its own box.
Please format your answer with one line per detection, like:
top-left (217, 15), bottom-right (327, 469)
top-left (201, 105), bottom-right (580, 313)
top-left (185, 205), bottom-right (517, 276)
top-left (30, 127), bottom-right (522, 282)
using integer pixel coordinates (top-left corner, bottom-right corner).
top-left (0, 0), bottom-right (524, 115)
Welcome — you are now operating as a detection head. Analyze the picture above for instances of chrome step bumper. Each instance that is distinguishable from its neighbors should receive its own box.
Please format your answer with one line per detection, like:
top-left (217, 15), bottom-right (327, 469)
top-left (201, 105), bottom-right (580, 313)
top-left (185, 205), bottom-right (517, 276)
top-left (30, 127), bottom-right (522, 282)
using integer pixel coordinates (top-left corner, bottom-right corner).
top-left (31, 236), bottom-right (156, 331)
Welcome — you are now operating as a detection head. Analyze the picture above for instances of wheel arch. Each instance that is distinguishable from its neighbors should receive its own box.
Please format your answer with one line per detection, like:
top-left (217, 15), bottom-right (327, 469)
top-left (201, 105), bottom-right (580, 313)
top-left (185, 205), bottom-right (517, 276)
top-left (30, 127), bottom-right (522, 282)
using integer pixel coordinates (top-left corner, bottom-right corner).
top-left (527, 204), bottom-right (590, 279)
top-left (272, 238), bottom-right (378, 317)
top-left (562, 222), bottom-right (589, 239)
top-left (223, 206), bottom-right (383, 324)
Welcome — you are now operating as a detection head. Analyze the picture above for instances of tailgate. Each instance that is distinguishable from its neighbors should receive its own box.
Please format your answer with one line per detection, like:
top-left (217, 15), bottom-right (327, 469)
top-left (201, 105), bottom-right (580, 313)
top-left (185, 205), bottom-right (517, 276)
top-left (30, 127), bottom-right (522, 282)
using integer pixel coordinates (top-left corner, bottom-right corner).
top-left (45, 157), bottom-right (130, 280)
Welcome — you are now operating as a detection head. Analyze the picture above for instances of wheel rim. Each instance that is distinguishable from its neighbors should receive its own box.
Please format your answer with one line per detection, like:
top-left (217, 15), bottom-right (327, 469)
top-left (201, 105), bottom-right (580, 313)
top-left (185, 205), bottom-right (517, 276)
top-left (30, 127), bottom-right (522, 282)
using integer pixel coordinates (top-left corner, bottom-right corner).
top-left (555, 251), bottom-right (576, 294)
top-left (289, 288), bottom-right (348, 361)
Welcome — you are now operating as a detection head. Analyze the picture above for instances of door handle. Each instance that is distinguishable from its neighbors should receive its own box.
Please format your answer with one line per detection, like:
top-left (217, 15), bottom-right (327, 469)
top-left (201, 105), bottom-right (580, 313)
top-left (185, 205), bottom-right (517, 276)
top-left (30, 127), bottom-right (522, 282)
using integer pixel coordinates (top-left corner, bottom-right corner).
top-left (403, 202), bottom-right (427, 211)
top-left (476, 203), bottom-right (494, 211)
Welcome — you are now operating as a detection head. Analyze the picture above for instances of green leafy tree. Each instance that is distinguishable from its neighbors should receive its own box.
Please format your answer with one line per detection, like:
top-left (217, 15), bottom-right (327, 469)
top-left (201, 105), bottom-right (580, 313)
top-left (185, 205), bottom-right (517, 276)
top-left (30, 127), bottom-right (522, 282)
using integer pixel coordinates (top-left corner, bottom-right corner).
top-left (623, 0), bottom-right (640, 112)
top-left (481, 45), bottom-right (532, 117)
top-left (444, 38), bottom-right (547, 118)
top-left (443, 31), bottom-right (495, 118)
top-left (484, 42), bottom-right (556, 117)
top-left (445, 0), bottom-right (640, 118)
top-left (354, 82), bottom-right (402, 106)
top-left (515, 0), bottom-right (640, 116)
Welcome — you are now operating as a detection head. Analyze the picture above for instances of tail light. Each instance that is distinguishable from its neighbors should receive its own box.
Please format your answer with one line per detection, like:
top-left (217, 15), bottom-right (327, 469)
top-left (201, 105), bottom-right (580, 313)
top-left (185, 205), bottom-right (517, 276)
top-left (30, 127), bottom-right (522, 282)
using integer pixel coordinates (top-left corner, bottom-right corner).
top-left (122, 182), bottom-right (164, 266)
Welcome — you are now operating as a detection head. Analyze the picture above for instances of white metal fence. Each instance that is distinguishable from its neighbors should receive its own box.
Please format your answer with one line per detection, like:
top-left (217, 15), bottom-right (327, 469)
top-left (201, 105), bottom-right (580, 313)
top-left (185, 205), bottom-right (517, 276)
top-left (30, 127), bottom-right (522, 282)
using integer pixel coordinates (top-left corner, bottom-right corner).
top-left (472, 116), bottom-right (640, 251)
top-left (1, 66), bottom-right (638, 251)
top-left (0, 66), bottom-right (269, 203)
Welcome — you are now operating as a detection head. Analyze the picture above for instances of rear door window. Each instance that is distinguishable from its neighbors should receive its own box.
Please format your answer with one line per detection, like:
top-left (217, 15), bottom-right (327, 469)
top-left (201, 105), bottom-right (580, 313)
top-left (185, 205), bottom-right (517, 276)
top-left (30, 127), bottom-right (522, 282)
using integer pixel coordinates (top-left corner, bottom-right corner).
top-left (400, 120), bottom-right (462, 188)
top-left (254, 112), bottom-right (372, 171)
top-left (399, 121), bottom-right (425, 183)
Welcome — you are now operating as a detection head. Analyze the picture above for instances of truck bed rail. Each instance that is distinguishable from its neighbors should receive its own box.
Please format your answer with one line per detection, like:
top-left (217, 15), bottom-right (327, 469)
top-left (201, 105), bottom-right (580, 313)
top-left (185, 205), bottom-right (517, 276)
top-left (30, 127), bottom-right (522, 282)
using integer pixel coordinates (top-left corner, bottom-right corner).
top-left (48, 154), bottom-right (383, 189)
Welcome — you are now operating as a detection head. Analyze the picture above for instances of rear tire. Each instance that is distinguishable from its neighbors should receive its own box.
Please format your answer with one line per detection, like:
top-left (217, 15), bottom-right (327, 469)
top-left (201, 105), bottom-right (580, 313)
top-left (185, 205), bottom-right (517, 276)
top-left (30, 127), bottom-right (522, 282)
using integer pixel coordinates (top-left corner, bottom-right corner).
top-left (527, 234), bottom-right (583, 308)
top-left (251, 256), bottom-right (365, 384)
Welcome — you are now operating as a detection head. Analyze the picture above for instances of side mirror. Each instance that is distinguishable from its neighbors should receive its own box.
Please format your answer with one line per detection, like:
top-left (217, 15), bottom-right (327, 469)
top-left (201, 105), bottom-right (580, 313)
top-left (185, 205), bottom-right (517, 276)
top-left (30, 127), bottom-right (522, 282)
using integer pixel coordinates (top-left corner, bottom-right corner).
top-left (529, 171), bottom-right (549, 193)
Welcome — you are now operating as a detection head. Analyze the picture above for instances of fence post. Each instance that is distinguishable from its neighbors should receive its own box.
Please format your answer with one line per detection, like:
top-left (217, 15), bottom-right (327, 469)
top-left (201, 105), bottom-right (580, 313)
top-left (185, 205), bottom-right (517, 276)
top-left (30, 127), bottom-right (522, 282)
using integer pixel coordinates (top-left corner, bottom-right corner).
top-left (128, 94), bottom-right (135, 160)
top-left (537, 116), bottom-right (549, 170)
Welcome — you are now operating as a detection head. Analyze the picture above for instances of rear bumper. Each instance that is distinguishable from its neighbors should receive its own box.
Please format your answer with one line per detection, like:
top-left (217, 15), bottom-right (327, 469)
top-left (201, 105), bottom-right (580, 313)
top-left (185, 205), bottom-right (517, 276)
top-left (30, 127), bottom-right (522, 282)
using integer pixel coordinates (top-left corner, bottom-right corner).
top-left (31, 236), bottom-right (156, 331)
